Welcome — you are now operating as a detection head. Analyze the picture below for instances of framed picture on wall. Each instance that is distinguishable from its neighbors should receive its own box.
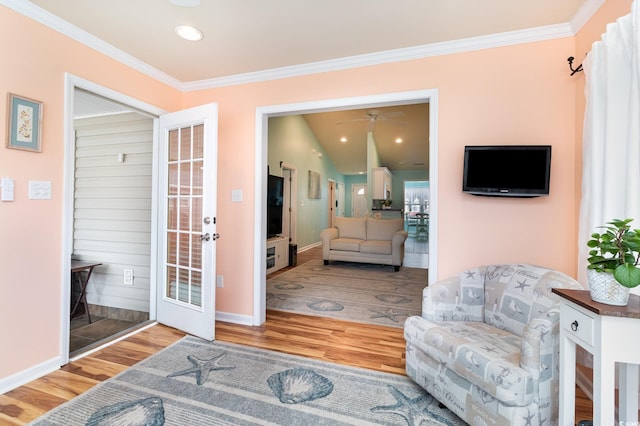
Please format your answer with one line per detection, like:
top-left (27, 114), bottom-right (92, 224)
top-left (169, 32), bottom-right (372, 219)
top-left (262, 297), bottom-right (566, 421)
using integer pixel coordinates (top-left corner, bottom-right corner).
top-left (308, 170), bottom-right (320, 199)
top-left (6, 93), bottom-right (43, 152)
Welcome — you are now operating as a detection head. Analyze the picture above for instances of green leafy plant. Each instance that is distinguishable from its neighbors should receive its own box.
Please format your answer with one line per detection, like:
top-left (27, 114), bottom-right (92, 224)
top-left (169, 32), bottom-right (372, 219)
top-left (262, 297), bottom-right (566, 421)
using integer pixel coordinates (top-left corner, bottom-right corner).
top-left (587, 218), bottom-right (640, 288)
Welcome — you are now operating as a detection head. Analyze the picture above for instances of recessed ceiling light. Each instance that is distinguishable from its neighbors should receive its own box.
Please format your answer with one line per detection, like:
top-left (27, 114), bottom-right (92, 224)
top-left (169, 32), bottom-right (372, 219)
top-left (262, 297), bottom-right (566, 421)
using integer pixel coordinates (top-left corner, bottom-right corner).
top-left (395, 138), bottom-right (403, 144)
top-left (340, 137), bottom-right (347, 143)
top-left (170, 0), bottom-right (201, 6)
top-left (175, 25), bottom-right (203, 41)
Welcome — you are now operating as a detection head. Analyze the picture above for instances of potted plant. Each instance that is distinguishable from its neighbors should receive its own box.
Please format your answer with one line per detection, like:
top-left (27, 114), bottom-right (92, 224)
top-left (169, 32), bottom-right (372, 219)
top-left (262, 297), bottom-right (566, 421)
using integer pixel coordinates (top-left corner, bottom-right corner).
top-left (586, 218), bottom-right (640, 305)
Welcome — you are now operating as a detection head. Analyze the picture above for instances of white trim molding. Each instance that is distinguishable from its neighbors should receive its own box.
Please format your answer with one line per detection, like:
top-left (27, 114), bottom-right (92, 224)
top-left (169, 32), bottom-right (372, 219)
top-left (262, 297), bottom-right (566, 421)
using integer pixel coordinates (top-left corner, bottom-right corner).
top-left (0, 356), bottom-right (61, 394)
top-left (1, 0), bottom-right (600, 92)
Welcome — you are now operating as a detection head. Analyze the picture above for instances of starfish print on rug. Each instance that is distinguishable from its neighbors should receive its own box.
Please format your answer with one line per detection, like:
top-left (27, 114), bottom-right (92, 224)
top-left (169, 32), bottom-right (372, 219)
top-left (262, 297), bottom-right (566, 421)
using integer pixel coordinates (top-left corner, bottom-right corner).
top-left (368, 307), bottom-right (404, 323)
top-left (371, 385), bottom-right (453, 426)
top-left (167, 352), bottom-right (235, 385)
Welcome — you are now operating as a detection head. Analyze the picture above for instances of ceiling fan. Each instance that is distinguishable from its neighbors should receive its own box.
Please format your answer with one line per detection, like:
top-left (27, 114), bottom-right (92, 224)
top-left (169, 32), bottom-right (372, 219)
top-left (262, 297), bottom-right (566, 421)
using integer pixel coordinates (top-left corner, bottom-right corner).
top-left (337, 109), bottom-right (406, 132)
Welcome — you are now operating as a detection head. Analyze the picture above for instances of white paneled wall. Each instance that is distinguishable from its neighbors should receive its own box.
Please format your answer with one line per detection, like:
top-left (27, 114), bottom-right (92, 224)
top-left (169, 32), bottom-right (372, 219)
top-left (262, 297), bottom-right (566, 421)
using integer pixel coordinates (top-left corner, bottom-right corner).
top-left (73, 112), bottom-right (154, 312)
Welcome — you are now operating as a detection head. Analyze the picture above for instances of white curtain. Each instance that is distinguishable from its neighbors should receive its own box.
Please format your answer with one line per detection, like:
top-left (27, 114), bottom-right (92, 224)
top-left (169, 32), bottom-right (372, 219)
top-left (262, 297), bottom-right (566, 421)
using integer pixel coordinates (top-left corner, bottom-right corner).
top-left (578, 0), bottom-right (640, 294)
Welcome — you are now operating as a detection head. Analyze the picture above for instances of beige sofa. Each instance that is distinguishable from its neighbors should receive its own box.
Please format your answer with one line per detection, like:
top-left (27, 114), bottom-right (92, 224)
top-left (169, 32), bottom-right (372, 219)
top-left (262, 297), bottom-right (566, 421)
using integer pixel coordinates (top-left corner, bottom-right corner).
top-left (320, 216), bottom-right (408, 271)
top-left (404, 264), bottom-right (584, 425)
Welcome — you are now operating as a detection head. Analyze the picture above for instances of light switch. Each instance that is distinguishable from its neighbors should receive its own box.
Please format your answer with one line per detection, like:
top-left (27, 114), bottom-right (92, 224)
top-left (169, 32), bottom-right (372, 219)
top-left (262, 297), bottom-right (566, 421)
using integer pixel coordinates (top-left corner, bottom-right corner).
top-left (28, 180), bottom-right (52, 200)
top-left (231, 189), bottom-right (243, 202)
top-left (1, 177), bottom-right (14, 201)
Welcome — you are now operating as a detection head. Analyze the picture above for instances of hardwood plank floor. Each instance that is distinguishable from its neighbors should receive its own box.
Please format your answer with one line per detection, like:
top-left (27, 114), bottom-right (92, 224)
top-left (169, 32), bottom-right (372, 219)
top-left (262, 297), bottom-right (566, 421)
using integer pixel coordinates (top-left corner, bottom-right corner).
top-left (0, 314), bottom-right (595, 425)
top-left (1, 247), bottom-right (595, 424)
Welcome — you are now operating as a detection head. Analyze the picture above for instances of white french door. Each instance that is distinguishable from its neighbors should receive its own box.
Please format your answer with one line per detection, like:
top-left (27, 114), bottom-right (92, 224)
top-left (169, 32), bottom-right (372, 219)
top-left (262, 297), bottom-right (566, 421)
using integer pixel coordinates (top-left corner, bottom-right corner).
top-left (157, 104), bottom-right (218, 340)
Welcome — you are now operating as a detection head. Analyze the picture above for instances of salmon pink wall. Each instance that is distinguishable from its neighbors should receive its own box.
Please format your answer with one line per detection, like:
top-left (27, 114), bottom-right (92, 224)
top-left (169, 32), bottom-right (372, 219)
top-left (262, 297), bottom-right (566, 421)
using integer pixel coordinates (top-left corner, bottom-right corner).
top-left (1, 0), bottom-right (634, 390)
top-left (185, 36), bottom-right (579, 316)
top-left (0, 7), bottom-right (181, 379)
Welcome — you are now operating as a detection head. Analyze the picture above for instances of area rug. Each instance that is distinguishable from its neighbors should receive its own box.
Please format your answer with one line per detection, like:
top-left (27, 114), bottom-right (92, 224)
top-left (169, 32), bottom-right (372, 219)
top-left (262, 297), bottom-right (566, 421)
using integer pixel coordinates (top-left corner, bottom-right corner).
top-left (267, 259), bottom-right (427, 328)
top-left (31, 336), bottom-right (464, 425)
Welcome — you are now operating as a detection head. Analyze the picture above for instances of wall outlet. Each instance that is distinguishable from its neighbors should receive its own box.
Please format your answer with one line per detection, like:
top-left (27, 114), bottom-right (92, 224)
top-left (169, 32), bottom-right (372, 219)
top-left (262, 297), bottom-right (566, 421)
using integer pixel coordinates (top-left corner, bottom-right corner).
top-left (124, 269), bottom-right (134, 285)
top-left (216, 275), bottom-right (223, 288)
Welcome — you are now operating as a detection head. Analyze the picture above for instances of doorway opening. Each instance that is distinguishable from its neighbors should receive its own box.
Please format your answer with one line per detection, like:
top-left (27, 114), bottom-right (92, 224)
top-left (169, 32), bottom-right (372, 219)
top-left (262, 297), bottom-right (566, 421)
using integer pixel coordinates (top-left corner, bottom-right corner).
top-left (62, 75), bottom-right (166, 363)
top-left (403, 180), bottom-right (430, 269)
top-left (254, 89), bottom-right (439, 325)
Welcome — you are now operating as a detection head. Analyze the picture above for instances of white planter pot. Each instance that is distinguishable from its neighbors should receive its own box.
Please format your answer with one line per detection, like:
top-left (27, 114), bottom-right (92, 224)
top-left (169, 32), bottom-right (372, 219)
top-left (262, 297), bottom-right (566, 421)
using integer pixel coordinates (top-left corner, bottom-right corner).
top-left (587, 269), bottom-right (630, 306)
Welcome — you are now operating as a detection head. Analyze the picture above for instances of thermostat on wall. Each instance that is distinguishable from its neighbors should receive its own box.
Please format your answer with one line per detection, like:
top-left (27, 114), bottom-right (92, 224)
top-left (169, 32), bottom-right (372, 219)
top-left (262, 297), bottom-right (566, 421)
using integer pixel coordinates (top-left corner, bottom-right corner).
top-left (28, 180), bottom-right (52, 200)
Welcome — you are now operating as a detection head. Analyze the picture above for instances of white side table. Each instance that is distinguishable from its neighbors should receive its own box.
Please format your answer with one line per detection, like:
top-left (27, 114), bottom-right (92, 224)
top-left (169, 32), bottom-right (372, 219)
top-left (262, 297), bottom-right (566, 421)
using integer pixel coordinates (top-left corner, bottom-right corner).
top-left (554, 288), bottom-right (640, 425)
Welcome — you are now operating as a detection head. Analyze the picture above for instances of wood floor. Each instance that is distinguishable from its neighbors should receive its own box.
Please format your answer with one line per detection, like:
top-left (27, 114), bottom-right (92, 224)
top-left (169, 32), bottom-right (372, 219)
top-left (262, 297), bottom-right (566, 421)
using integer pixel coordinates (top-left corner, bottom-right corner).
top-left (0, 248), bottom-right (595, 425)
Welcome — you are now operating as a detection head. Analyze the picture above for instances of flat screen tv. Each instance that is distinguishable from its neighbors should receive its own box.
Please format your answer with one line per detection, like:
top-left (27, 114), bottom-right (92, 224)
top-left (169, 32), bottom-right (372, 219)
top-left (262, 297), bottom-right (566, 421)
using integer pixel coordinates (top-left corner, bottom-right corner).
top-left (267, 174), bottom-right (284, 238)
top-left (462, 145), bottom-right (551, 197)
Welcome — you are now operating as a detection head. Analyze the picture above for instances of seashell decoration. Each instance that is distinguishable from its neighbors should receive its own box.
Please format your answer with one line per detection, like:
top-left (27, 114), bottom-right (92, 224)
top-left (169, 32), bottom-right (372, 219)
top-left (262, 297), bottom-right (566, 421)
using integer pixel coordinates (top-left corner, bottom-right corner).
top-left (85, 397), bottom-right (165, 426)
top-left (307, 300), bottom-right (344, 311)
top-left (267, 368), bottom-right (334, 404)
top-left (274, 283), bottom-right (304, 290)
top-left (375, 294), bottom-right (411, 304)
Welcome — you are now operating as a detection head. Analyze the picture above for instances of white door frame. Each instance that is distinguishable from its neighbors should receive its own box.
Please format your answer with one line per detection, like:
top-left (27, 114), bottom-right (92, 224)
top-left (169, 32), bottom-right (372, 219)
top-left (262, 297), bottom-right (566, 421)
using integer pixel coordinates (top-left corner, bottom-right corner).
top-left (61, 74), bottom-right (166, 364)
top-left (281, 164), bottom-right (297, 245)
top-left (254, 89), bottom-right (439, 325)
top-left (336, 182), bottom-right (345, 218)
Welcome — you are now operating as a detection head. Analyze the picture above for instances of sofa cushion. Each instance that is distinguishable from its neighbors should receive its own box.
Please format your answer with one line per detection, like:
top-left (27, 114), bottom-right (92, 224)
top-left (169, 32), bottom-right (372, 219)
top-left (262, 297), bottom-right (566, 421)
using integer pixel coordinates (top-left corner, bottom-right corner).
top-left (360, 240), bottom-right (392, 255)
top-left (405, 318), bottom-right (533, 406)
top-left (366, 218), bottom-right (404, 241)
top-left (335, 216), bottom-right (367, 240)
top-left (330, 237), bottom-right (363, 252)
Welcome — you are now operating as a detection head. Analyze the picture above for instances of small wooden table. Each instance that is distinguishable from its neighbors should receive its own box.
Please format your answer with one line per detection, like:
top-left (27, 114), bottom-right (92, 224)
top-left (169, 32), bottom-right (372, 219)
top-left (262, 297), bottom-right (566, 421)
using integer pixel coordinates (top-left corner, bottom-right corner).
top-left (553, 288), bottom-right (640, 425)
top-left (70, 260), bottom-right (102, 324)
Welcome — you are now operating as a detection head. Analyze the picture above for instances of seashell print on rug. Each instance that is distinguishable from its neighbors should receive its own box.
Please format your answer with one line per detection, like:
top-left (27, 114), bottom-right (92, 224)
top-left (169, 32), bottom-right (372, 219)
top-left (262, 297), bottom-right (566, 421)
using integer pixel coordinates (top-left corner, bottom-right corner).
top-left (31, 336), bottom-right (464, 425)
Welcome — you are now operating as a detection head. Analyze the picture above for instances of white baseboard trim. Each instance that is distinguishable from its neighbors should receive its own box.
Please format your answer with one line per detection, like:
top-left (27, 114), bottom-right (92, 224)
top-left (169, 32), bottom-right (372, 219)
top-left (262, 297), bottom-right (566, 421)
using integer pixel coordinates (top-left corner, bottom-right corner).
top-left (298, 241), bottom-right (321, 252)
top-left (0, 356), bottom-right (62, 395)
top-left (216, 311), bottom-right (254, 326)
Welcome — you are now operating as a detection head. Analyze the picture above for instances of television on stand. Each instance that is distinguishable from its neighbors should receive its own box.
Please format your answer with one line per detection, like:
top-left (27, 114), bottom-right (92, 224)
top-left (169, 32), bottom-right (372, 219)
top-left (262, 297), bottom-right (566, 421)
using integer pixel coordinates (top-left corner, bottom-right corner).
top-left (462, 145), bottom-right (551, 197)
top-left (267, 174), bottom-right (284, 238)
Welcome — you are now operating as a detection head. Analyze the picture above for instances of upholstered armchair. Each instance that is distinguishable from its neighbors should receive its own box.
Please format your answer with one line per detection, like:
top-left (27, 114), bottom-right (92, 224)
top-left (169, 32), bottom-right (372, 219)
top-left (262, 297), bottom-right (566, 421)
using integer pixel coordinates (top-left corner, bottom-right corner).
top-left (404, 264), bottom-right (584, 425)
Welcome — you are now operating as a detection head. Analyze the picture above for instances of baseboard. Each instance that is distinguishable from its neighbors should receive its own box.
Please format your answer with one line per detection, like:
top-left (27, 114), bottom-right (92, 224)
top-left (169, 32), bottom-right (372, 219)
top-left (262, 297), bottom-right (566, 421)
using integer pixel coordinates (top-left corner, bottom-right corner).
top-left (216, 311), bottom-right (254, 326)
top-left (0, 356), bottom-right (61, 394)
top-left (298, 241), bottom-right (321, 252)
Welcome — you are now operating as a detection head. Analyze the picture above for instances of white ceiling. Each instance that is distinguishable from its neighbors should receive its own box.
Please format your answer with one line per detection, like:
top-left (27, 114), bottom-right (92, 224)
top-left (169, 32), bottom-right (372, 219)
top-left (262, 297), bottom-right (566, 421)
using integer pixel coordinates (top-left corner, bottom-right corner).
top-left (24, 0), bottom-right (592, 85)
top-left (33, 0), bottom-right (593, 174)
top-left (301, 104), bottom-right (430, 174)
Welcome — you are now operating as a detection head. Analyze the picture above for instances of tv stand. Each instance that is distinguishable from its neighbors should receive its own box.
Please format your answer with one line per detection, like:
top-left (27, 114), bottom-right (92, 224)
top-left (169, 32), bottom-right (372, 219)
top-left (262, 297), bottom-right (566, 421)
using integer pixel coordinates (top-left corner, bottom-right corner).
top-left (266, 236), bottom-right (289, 274)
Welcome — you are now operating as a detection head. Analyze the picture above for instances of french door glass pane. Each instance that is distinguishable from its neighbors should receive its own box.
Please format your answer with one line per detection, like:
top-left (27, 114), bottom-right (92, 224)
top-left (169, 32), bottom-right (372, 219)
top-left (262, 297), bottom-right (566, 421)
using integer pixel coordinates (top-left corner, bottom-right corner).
top-left (165, 124), bottom-right (205, 309)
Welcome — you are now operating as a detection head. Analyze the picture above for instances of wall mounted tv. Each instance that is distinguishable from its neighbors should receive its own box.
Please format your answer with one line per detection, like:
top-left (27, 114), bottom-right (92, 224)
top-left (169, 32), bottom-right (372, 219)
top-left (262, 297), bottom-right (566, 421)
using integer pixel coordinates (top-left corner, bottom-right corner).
top-left (462, 145), bottom-right (551, 197)
top-left (267, 174), bottom-right (284, 238)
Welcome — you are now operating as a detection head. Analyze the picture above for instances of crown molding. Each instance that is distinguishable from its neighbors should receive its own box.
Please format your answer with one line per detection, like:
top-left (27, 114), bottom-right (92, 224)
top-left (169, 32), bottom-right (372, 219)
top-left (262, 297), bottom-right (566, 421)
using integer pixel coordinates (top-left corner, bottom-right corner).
top-left (0, 0), bottom-right (183, 90)
top-left (570, 0), bottom-right (606, 33)
top-left (182, 23), bottom-right (574, 91)
top-left (4, 0), bottom-right (596, 93)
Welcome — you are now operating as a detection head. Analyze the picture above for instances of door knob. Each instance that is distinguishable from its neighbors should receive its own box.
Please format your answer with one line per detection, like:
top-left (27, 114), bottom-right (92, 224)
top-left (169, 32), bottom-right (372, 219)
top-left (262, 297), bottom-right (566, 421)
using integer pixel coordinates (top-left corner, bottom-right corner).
top-left (203, 217), bottom-right (211, 224)
top-left (201, 233), bottom-right (210, 241)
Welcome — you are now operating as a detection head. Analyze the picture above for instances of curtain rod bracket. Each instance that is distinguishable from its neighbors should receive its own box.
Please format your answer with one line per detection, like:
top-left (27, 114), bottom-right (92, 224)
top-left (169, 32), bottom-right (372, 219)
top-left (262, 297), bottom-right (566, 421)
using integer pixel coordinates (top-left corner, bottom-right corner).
top-left (568, 56), bottom-right (583, 76)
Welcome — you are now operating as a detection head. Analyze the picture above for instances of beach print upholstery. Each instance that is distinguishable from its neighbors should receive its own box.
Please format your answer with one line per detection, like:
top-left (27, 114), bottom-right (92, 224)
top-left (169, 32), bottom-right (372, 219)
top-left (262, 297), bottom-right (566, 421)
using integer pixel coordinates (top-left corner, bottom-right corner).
top-left (405, 264), bottom-right (584, 426)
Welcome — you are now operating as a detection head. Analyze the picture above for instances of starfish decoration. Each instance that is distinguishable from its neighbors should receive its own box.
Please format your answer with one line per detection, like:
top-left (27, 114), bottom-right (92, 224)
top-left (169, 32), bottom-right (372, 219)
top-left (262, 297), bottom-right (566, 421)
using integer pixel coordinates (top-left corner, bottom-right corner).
top-left (371, 385), bottom-right (451, 425)
top-left (368, 308), bottom-right (404, 323)
top-left (167, 352), bottom-right (235, 385)
top-left (515, 279), bottom-right (530, 292)
top-left (464, 270), bottom-right (476, 279)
